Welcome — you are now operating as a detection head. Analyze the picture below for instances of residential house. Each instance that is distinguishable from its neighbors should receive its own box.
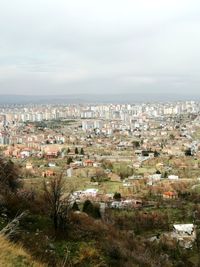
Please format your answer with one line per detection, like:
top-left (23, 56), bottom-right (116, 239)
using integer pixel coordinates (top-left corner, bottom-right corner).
top-left (163, 191), bottom-right (177, 199)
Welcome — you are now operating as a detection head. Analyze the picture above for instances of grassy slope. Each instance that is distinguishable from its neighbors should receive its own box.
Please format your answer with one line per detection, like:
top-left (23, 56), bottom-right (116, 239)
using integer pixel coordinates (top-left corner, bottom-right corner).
top-left (0, 235), bottom-right (45, 267)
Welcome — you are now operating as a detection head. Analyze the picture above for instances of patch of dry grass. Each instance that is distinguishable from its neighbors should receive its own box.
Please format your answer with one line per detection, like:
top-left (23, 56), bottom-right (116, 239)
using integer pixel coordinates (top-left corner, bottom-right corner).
top-left (0, 234), bottom-right (45, 267)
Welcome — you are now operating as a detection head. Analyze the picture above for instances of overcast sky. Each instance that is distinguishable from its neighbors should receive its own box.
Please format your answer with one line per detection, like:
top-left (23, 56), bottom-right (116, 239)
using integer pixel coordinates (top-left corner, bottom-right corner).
top-left (0, 0), bottom-right (200, 96)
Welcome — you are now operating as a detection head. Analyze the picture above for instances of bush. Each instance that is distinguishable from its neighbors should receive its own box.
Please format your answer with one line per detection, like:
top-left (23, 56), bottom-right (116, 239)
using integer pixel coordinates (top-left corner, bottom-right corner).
top-left (82, 200), bottom-right (101, 219)
top-left (185, 148), bottom-right (192, 156)
top-left (72, 201), bottom-right (79, 211)
top-left (67, 157), bottom-right (73, 165)
top-left (113, 164), bottom-right (133, 180)
top-left (0, 157), bottom-right (21, 193)
top-left (113, 192), bottom-right (121, 201)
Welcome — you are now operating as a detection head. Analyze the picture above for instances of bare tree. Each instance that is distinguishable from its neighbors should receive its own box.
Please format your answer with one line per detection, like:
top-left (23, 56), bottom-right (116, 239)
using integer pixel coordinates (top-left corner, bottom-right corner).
top-left (43, 174), bottom-right (71, 231)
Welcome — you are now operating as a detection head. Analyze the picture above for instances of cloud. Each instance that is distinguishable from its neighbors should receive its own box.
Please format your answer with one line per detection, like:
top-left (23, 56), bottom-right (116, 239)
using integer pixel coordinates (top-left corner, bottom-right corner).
top-left (0, 0), bottom-right (200, 95)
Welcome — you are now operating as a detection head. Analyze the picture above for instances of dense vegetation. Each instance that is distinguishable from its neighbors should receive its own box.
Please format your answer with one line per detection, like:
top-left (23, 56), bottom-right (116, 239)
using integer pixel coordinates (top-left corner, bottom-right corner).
top-left (0, 156), bottom-right (200, 266)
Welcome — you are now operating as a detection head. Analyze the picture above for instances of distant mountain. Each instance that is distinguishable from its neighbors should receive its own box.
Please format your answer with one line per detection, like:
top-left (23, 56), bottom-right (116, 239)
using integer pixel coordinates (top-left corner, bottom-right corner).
top-left (0, 94), bottom-right (199, 104)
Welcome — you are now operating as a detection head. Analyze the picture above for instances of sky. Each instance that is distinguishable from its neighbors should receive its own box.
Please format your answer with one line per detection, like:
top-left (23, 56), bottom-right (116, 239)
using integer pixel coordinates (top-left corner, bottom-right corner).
top-left (0, 0), bottom-right (200, 96)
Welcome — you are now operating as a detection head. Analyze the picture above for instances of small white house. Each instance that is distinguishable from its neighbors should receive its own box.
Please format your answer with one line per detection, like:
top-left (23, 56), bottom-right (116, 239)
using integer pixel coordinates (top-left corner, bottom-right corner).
top-left (20, 151), bottom-right (31, 158)
top-left (48, 162), bottom-right (56, 167)
top-left (149, 174), bottom-right (162, 180)
top-left (83, 188), bottom-right (98, 196)
top-left (74, 161), bottom-right (83, 167)
top-left (71, 189), bottom-right (99, 201)
top-left (123, 182), bottom-right (132, 187)
top-left (168, 175), bottom-right (179, 180)
top-left (111, 201), bottom-right (121, 209)
top-left (172, 224), bottom-right (196, 248)
top-left (173, 224), bottom-right (194, 235)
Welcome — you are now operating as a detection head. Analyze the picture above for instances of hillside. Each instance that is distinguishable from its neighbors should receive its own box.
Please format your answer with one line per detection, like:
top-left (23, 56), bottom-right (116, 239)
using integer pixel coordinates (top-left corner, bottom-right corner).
top-left (0, 234), bottom-right (44, 267)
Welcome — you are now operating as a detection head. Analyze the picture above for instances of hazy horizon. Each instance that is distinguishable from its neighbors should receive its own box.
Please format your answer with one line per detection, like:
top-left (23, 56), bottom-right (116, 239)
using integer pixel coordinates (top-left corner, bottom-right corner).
top-left (0, 0), bottom-right (200, 96)
top-left (0, 93), bottom-right (199, 105)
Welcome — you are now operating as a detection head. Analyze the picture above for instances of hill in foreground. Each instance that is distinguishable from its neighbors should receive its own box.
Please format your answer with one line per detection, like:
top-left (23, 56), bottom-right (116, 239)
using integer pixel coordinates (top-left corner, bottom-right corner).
top-left (0, 234), bottom-right (44, 267)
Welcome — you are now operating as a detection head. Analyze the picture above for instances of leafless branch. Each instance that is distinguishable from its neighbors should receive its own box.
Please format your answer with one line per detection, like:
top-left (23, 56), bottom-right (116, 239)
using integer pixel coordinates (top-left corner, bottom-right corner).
top-left (0, 211), bottom-right (28, 239)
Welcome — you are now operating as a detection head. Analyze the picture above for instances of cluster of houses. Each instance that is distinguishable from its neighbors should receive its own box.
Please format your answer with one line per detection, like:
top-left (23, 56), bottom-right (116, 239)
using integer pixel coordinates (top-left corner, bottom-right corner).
top-left (110, 199), bottom-right (142, 209)
top-left (70, 188), bottom-right (143, 210)
top-left (3, 144), bottom-right (61, 159)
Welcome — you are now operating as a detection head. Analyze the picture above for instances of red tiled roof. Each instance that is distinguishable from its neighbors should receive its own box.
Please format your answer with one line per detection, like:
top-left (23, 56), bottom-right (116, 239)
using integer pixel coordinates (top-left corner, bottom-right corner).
top-left (163, 191), bottom-right (176, 196)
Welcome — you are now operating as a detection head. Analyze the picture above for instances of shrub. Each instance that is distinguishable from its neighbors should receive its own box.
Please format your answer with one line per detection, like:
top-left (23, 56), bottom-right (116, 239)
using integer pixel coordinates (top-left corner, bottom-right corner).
top-left (113, 192), bottom-right (121, 201)
top-left (72, 201), bottom-right (79, 211)
top-left (0, 157), bottom-right (21, 193)
top-left (82, 200), bottom-right (101, 219)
